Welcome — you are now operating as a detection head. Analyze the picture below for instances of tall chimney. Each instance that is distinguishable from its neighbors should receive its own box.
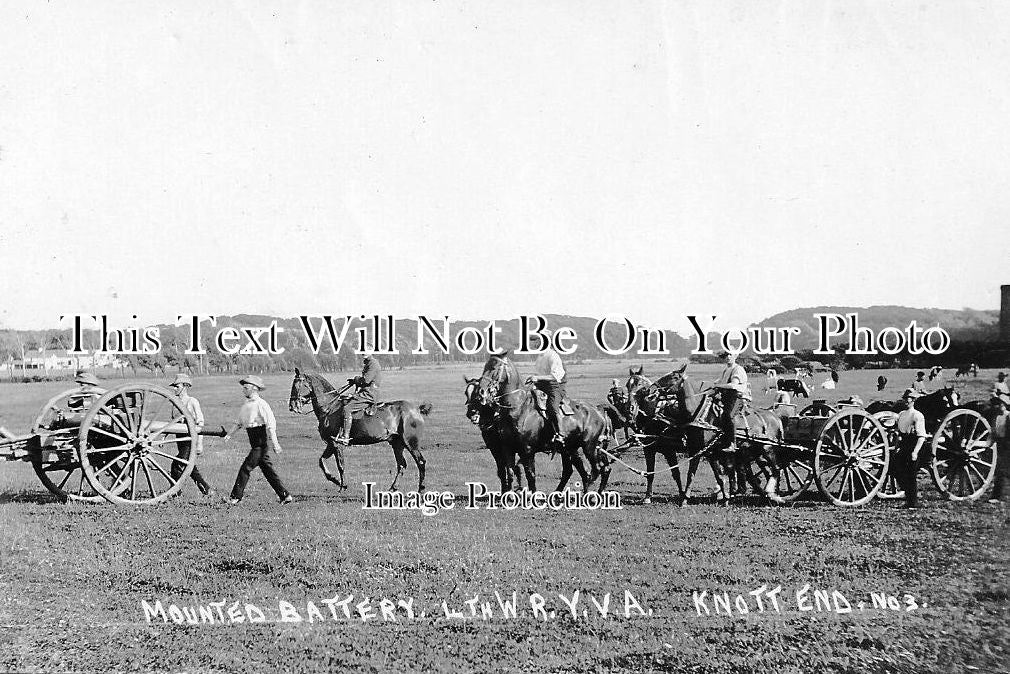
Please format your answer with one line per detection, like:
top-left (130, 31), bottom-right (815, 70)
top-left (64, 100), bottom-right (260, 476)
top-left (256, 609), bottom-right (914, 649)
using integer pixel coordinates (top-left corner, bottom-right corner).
top-left (1002, 285), bottom-right (1010, 343)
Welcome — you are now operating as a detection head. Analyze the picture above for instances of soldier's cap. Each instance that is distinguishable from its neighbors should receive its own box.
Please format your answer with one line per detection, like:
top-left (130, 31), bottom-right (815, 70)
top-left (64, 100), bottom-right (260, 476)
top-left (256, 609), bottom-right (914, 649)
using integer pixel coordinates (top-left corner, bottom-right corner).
top-left (902, 388), bottom-right (922, 399)
top-left (169, 373), bottom-right (193, 388)
top-left (239, 375), bottom-right (265, 390)
top-left (999, 372), bottom-right (1006, 379)
top-left (916, 371), bottom-right (925, 377)
top-left (75, 372), bottom-right (99, 386)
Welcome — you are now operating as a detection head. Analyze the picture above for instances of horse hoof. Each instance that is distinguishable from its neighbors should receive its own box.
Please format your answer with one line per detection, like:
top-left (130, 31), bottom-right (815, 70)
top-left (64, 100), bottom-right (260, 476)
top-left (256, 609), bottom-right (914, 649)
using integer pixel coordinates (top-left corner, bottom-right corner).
top-left (642, 497), bottom-right (652, 505)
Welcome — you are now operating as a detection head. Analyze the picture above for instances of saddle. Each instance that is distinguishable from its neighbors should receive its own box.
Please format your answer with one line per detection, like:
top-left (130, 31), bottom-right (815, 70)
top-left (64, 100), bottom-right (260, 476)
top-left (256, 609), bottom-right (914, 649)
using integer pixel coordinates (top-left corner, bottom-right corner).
top-left (532, 389), bottom-right (576, 418)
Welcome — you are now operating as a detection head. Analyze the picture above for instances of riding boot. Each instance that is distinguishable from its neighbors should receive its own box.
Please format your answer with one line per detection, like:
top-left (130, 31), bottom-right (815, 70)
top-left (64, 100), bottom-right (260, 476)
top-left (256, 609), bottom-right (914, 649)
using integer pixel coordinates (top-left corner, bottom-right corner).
top-left (336, 406), bottom-right (353, 444)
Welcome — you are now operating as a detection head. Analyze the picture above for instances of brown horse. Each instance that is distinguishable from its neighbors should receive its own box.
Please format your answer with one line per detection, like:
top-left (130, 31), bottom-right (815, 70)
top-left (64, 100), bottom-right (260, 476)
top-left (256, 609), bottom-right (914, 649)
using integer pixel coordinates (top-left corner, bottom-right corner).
top-left (288, 369), bottom-right (432, 492)
top-left (631, 364), bottom-right (787, 503)
top-left (624, 366), bottom-right (704, 504)
top-left (476, 351), bottom-right (611, 493)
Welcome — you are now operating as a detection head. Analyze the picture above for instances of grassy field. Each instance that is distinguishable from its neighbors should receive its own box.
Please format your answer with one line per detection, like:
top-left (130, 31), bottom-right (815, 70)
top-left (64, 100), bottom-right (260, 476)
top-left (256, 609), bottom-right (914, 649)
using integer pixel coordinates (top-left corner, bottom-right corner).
top-left (0, 360), bottom-right (1007, 673)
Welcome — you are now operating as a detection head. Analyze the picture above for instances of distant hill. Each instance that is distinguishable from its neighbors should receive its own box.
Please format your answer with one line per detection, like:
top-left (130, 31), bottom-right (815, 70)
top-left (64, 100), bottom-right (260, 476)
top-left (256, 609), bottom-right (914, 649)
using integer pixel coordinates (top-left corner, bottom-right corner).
top-left (753, 306), bottom-right (999, 350)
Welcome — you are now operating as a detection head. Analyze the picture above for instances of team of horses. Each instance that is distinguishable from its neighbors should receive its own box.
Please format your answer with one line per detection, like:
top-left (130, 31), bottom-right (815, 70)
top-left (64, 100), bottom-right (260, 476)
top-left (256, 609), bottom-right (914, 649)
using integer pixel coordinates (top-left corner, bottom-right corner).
top-left (286, 357), bottom-right (976, 505)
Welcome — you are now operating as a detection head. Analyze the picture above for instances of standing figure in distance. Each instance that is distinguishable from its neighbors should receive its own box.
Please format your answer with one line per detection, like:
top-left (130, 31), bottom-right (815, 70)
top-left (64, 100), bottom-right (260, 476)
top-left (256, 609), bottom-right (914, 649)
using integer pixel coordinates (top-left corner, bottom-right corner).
top-left (893, 388), bottom-right (928, 509)
top-left (987, 392), bottom-right (1009, 504)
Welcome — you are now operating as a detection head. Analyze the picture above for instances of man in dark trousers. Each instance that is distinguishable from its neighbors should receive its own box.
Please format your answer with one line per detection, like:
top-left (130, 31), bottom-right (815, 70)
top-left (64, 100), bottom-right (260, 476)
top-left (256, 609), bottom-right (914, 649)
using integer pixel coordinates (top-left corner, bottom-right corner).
top-left (893, 388), bottom-right (928, 509)
top-left (168, 373), bottom-right (213, 497)
top-left (988, 392), bottom-right (1009, 504)
top-left (224, 376), bottom-right (292, 505)
top-left (336, 353), bottom-right (381, 444)
top-left (526, 329), bottom-right (567, 448)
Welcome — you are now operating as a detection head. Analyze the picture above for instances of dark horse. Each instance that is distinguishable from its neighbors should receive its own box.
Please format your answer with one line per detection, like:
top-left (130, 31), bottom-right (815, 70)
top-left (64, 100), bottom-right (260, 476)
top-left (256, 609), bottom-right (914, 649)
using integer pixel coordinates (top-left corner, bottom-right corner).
top-left (289, 369), bottom-right (433, 492)
top-left (866, 387), bottom-right (959, 432)
top-left (465, 375), bottom-right (523, 492)
top-left (476, 351), bottom-right (611, 493)
top-left (630, 364), bottom-right (787, 503)
top-left (624, 366), bottom-right (703, 504)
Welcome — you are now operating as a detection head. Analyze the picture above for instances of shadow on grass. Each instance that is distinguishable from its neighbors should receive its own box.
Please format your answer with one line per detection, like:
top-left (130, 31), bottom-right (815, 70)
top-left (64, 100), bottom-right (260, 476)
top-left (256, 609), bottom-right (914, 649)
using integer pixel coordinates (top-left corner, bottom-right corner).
top-left (0, 489), bottom-right (66, 505)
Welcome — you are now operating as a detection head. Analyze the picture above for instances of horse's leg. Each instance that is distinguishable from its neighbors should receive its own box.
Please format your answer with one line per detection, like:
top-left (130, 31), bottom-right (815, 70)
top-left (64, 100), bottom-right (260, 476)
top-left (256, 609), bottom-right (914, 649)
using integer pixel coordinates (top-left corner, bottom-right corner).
top-left (332, 442), bottom-right (348, 491)
top-left (388, 436), bottom-right (408, 492)
top-left (643, 447), bottom-right (657, 504)
top-left (569, 446), bottom-right (594, 494)
top-left (685, 455), bottom-right (702, 501)
top-left (318, 442), bottom-right (343, 488)
top-left (492, 447), bottom-right (510, 492)
top-left (665, 448), bottom-right (686, 505)
top-left (404, 432), bottom-right (426, 493)
top-left (555, 447), bottom-right (574, 493)
top-left (522, 448), bottom-right (537, 493)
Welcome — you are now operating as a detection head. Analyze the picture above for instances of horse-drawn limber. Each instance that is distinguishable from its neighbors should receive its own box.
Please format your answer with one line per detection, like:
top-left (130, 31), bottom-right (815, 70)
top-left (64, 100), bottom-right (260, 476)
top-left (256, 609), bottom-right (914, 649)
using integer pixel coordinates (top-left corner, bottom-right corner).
top-left (0, 383), bottom-right (226, 504)
top-left (613, 367), bottom-right (997, 507)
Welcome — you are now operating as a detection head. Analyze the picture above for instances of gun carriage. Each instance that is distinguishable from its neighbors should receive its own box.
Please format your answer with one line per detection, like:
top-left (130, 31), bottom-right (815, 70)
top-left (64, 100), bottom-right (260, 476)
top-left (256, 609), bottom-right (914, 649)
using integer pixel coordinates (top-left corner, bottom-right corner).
top-left (0, 383), bottom-right (226, 504)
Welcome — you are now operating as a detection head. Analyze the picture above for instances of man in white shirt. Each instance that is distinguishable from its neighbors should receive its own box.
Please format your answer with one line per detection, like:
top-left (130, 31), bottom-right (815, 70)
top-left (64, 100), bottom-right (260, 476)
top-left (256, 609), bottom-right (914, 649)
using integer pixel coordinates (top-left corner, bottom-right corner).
top-left (988, 392), bottom-right (1009, 504)
top-left (168, 373), bottom-right (212, 497)
top-left (526, 330), bottom-right (567, 448)
top-left (992, 372), bottom-right (1009, 399)
top-left (224, 376), bottom-right (292, 505)
top-left (714, 353), bottom-right (749, 453)
top-left (893, 388), bottom-right (928, 509)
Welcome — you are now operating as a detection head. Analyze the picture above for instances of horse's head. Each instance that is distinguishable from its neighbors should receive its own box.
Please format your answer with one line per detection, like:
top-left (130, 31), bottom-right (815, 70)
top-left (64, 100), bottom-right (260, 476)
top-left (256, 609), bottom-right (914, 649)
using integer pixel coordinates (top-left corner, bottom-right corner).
top-left (464, 376), bottom-right (484, 424)
top-left (477, 350), bottom-right (515, 409)
top-left (289, 367), bottom-right (313, 413)
top-left (625, 365), bottom-right (651, 400)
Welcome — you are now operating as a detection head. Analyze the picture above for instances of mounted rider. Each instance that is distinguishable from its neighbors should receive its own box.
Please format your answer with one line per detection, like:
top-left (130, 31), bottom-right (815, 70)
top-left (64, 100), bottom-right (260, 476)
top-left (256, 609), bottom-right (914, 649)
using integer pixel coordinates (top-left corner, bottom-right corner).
top-left (525, 329), bottom-right (567, 449)
top-left (714, 352), bottom-right (750, 453)
top-left (335, 352), bottom-right (381, 444)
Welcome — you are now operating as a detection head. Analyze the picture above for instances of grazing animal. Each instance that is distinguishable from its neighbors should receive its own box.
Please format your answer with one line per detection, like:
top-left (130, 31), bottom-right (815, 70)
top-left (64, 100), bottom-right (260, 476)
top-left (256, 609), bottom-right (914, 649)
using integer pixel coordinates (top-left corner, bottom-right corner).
top-left (288, 369), bottom-right (432, 492)
top-left (476, 351), bottom-right (611, 493)
top-left (777, 378), bottom-right (811, 398)
top-left (954, 363), bottom-right (979, 379)
top-left (876, 375), bottom-right (888, 392)
top-left (928, 365), bottom-right (944, 382)
top-left (764, 369), bottom-right (780, 394)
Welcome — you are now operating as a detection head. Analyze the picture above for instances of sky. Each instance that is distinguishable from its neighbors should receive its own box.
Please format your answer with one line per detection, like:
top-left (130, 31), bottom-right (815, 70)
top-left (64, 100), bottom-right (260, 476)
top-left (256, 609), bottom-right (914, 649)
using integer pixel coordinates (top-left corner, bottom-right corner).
top-left (1, 1), bottom-right (1008, 336)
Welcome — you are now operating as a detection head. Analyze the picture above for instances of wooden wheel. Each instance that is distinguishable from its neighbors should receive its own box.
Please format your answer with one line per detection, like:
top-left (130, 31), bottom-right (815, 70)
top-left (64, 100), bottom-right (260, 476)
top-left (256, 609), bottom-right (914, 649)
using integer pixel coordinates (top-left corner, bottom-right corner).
top-left (800, 402), bottom-right (835, 417)
top-left (814, 409), bottom-right (889, 506)
top-left (930, 409), bottom-right (994, 501)
top-left (78, 384), bottom-right (198, 505)
top-left (31, 389), bottom-right (110, 502)
top-left (871, 411), bottom-right (904, 499)
top-left (764, 446), bottom-right (815, 504)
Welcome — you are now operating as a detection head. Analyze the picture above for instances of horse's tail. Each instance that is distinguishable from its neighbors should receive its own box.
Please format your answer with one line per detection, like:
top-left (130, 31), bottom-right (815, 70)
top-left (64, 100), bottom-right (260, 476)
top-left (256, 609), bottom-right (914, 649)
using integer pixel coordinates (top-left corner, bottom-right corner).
top-left (418, 402), bottom-right (433, 416)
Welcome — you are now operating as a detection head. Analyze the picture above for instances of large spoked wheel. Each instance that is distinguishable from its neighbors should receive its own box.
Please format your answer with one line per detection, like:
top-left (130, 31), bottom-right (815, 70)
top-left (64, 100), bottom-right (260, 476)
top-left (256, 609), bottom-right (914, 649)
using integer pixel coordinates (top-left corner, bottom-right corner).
top-left (871, 411), bottom-right (904, 500)
top-left (800, 402), bottom-right (836, 418)
top-left (31, 389), bottom-right (111, 502)
top-left (764, 446), bottom-right (815, 504)
top-left (930, 409), bottom-right (994, 501)
top-left (78, 384), bottom-right (198, 505)
top-left (814, 409), bottom-right (889, 506)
